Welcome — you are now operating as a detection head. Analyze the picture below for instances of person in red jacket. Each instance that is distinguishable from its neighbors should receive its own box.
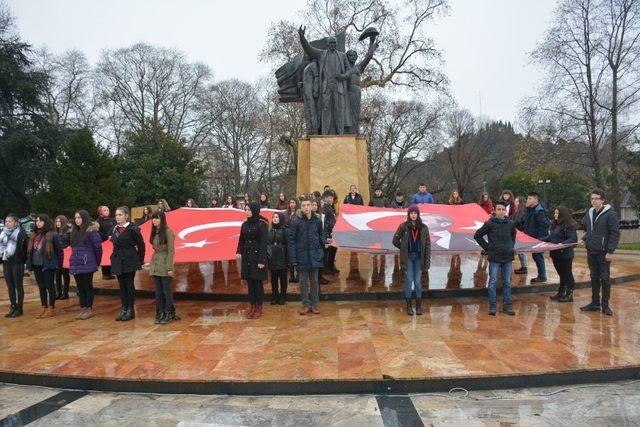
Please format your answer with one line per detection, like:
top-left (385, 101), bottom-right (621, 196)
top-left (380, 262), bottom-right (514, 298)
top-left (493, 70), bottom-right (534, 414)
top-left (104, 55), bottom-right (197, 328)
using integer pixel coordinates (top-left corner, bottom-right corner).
top-left (478, 192), bottom-right (494, 215)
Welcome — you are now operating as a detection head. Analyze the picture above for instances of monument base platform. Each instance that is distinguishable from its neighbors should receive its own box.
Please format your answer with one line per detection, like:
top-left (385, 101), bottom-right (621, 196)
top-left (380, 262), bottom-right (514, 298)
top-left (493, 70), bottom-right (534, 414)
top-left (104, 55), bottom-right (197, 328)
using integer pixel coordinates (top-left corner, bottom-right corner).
top-left (0, 275), bottom-right (639, 395)
top-left (297, 134), bottom-right (370, 201)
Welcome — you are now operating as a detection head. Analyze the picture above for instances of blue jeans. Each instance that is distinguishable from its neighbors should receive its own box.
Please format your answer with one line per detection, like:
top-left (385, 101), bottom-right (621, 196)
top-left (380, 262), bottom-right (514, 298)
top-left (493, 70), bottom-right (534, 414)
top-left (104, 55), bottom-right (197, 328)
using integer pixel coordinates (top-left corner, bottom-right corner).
top-left (299, 268), bottom-right (319, 308)
top-left (517, 252), bottom-right (528, 268)
top-left (404, 252), bottom-right (422, 299)
top-left (532, 252), bottom-right (546, 280)
top-left (488, 261), bottom-right (513, 308)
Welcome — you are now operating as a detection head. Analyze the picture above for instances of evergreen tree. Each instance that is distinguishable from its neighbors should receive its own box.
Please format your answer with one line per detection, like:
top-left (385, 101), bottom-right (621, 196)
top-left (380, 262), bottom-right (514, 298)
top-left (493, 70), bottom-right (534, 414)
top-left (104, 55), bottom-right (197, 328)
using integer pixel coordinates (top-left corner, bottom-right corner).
top-left (120, 120), bottom-right (206, 209)
top-left (31, 127), bottom-right (131, 216)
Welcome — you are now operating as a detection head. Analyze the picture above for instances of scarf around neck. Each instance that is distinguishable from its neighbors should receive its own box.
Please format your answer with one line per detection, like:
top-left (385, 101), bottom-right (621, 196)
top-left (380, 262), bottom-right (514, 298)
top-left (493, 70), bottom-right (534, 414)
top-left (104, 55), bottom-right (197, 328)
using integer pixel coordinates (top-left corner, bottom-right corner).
top-left (0, 227), bottom-right (20, 260)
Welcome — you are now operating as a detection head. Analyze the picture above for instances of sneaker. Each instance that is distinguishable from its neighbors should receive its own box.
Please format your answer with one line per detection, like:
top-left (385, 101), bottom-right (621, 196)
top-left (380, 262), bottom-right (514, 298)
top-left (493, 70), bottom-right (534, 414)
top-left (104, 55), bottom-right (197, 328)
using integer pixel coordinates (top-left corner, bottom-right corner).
top-left (502, 306), bottom-right (516, 316)
top-left (514, 267), bottom-right (528, 275)
top-left (530, 277), bottom-right (547, 284)
top-left (488, 307), bottom-right (496, 316)
top-left (299, 307), bottom-right (310, 315)
top-left (580, 303), bottom-right (601, 312)
top-left (75, 308), bottom-right (87, 320)
top-left (82, 309), bottom-right (94, 320)
top-left (602, 306), bottom-right (613, 316)
top-left (310, 306), bottom-right (320, 315)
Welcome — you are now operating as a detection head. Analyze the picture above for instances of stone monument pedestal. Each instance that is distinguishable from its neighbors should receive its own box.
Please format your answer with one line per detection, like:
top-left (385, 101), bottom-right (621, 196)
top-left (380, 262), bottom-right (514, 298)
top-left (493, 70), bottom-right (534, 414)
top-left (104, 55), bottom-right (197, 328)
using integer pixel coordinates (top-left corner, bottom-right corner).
top-left (296, 135), bottom-right (370, 203)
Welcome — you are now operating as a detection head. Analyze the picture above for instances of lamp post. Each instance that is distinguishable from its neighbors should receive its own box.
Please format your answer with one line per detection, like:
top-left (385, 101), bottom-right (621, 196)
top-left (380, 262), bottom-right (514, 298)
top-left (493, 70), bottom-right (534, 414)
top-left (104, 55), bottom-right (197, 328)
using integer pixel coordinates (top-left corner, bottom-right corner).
top-left (538, 179), bottom-right (551, 208)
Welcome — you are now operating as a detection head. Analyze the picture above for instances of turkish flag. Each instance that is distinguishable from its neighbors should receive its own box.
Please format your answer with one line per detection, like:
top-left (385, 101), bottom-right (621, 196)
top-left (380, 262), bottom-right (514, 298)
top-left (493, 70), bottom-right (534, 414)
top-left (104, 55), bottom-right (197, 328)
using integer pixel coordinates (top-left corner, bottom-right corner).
top-left (332, 203), bottom-right (569, 254)
top-left (63, 208), bottom-right (280, 267)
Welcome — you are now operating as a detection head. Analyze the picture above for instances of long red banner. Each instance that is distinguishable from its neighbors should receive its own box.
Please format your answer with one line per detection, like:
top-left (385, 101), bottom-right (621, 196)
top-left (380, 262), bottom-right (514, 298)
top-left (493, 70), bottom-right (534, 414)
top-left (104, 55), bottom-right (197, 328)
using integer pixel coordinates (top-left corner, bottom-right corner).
top-left (63, 204), bottom-right (568, 267)
top-left (332, 203), bottom-right (569, 254)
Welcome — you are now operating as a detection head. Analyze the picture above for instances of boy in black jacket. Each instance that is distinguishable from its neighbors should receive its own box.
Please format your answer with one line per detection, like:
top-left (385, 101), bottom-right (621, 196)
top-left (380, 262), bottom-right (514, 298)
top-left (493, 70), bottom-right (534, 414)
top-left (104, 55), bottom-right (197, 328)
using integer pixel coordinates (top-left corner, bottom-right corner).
top-left (474, 202), bottom-right (517, 316)
top-left (578, 189), bottom-right (620, 316)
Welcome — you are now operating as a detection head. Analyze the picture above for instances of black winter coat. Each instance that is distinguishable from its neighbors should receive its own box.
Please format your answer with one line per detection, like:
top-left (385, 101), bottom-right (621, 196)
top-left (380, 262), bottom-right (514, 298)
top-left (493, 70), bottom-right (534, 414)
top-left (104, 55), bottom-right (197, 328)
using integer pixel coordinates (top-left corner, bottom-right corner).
top-left (267, 226), bottom-right (288, 271)
top-left (109, 224), bottom-right (145, 275)
top-left (581, 205), bottom-right (620, 254)
top-left (97, 216), bottom-right (116, 242)
top-left (523, 204), bottom-right (550, 239)
top-left (343, 193), bottom-right (364, 205)
top-left (474, 216), bottom-right (516, 263)
top-left (237, 218), bottom-right (269, 280)
top-left (288, 211), bottom-right (326, 270)
top-left (540, 226), bottom-right (577, 259)
top-left (322, 203), bottom-right (336, 236)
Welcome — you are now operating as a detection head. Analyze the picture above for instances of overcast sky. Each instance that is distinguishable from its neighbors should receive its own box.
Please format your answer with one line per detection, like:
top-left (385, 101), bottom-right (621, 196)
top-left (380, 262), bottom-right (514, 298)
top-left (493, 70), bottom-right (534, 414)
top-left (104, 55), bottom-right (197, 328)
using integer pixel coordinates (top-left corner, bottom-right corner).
top-left (7, 0), bottom-right (557, 123)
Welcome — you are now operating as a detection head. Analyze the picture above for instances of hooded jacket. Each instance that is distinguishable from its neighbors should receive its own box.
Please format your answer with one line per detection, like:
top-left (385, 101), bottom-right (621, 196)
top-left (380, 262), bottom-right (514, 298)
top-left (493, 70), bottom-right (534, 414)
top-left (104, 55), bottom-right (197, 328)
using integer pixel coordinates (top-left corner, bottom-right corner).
top-left (68, 223), bottom-right (103, 275)
top-left (581, 204), bottom-right (620, 254)
top-left (288, 209), bottom-right (326, 270)
top-left (474, 215), bottom-right (516, 263)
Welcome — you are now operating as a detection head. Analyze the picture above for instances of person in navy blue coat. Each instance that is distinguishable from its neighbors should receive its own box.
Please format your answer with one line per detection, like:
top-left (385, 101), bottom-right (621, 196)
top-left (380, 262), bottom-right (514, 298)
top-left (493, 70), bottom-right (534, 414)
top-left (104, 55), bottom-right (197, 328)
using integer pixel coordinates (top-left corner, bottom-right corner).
top-left (524, 192), bottom-right (550, 284)
top-left (540, 207), bottom-right (578, 302)
top-left (288, 198), bottom-right (326, 315)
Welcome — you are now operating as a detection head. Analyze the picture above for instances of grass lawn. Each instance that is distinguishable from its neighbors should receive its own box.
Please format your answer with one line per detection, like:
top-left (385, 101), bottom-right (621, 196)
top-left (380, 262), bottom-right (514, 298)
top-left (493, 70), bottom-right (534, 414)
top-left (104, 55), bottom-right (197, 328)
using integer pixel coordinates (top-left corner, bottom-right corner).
top-left (618, 242), bottom-right (640, 250)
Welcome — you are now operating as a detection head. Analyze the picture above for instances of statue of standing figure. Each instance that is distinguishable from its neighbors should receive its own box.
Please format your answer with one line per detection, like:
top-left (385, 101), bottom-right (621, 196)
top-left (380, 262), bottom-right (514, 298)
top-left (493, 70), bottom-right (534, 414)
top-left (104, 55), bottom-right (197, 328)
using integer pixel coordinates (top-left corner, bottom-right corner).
top-left (295, 26), bottom-right (379, 136)
top-left (345, 35), bottom-right (378, 135)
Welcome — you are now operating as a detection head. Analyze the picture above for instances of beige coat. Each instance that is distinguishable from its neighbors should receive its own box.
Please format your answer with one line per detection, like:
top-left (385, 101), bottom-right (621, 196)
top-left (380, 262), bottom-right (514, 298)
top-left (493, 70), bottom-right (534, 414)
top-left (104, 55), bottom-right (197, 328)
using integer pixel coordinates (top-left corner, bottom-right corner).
top-left (149, 229), bottom-right (175, 277)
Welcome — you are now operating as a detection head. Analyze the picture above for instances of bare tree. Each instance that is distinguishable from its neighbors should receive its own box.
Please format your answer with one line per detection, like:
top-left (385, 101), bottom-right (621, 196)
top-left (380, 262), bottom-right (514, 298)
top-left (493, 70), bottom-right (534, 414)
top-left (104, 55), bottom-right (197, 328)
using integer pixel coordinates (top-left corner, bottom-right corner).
top-left (528, 0), bottom-right (610, 188)
top-left (363, 92), bottom-right (443, 196)
top-left (94, 43), bottom-right (212, 153)
top-left (199, 79), bottom-right (268, 195)
top-left (32, 48), bottom-right (93, 128)
top-left (261, 0), bottom-right (449, 92)
top-left (596, 0), bottom-right (640, 210)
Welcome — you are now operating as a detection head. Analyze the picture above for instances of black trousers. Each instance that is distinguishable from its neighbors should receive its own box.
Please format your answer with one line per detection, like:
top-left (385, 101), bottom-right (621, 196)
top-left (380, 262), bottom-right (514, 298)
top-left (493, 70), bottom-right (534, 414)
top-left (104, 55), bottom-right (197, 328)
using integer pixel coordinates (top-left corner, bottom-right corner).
top-left (247, 279), bottom-right (264, 305)
top-left (587, 252), bottom-right (611, 306)
top-left (270, 269), bottom-right (288, 302)
top-left (33, 266), bottom-right (56, 308)
top-left (74, 272), bottom-right (94, 308)
top-left (3, 258), bottom-right (25, 307)
top-left (152, 275), bottom-right (174, 312)
top-left (551, 257), bottom-right (575, 292)
top-left (101, 265), bottom-right (111, 278)
top-left (324, 245), bottom-right (337, 267)
top-left (117, 271), bottom-right (136, 308)
top-left (55, 268), bottom-right (70, 296)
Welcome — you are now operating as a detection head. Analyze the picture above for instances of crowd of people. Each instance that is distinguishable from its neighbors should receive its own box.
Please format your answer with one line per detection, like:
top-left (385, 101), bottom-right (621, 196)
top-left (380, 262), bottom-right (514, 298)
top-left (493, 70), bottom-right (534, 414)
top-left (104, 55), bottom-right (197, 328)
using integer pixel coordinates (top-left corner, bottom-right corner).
top-left (0, 183), bottom-right (620, 323)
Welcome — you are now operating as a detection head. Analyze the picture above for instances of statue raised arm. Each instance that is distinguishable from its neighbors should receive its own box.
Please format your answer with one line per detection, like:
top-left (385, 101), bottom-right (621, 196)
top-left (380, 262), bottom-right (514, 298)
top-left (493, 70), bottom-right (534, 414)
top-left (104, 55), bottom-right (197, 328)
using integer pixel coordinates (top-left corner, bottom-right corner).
top-left (298, 26), bottom-right (323, 60)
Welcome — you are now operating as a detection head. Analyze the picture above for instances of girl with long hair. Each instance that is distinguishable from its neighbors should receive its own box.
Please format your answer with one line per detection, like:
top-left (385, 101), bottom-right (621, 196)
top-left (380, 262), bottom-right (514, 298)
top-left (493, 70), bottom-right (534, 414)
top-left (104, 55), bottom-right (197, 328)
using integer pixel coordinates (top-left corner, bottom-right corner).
top-left (259, 194), bottom-right (271, 208)
top-left (69, 210), bottom-right (103, 320)
top-left (210, 196), bottom-right (220, 208)
top-left (110, 206), bottom-right (146, 322)
top-left (157, 199), bottom-right (171, 212)
top-left (185, 198), bottom-right (198, 208)
top-left (54, 215), bottom-right (71, 299)
top-left (223, 195), bottom-right (238, 209)
top-left (499, 190), bottom-right (516, 220)
top-left (392, 205), bottom-right (431, 316)
top-left (478, 192), bottom-right (493, 215)
top-left (448, 190), bottom-right (464, 205)
top-left (26, 214), bottom-right (63, 318)
top-left (275, 193), bottom-right (288, 210)
top-left (513, 196), bottom-right (528, 274)
top-left (541, 206), bottom-right (579, 302)
top-left (149, 210), bottom-right (180, 324)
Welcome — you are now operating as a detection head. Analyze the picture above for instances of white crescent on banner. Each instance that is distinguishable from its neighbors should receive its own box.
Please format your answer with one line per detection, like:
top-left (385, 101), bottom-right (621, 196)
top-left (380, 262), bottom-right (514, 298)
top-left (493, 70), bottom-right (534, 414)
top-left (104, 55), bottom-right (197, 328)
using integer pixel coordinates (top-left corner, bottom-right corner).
top-left (177, 221), bottom-right (244, 240)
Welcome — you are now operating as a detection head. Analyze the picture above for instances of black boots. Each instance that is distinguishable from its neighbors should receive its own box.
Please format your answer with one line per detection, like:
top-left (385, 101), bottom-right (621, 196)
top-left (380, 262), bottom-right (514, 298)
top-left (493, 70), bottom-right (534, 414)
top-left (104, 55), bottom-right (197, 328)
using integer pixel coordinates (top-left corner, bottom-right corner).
top-left (549, 288), bottom-right (565, 301)
top-left (558, 290), bottom-right (573, 302)
top-left (4, 305), bottom-right (15, 318)
top-left (405, 298), bottom-right (414, 316)
top-left (12, 305), bottom-right (23, 317)
top-left (580, 302), bottom-right (601, 312)
top-left (415, 299), bottom-right (423, 316)
top-left (514, 267), bottom-right (528, 274)
top-left (116, 306), bottom-right (135, 321)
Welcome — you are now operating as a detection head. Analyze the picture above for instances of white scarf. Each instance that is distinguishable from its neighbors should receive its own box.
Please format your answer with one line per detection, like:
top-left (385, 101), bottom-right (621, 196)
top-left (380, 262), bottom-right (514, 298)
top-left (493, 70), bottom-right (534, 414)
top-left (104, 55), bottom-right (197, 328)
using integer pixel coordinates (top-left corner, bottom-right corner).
top-left (0, 227), bottom-right (20, 261)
